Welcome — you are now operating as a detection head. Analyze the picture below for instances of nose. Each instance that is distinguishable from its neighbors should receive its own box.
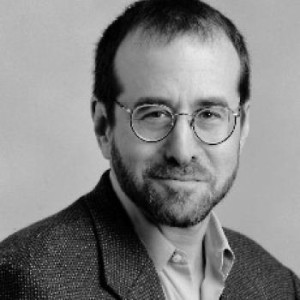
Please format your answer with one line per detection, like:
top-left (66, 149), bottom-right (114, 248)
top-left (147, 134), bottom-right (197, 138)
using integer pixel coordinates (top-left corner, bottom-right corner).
top-left (163, 114), bottom-right (201, 165)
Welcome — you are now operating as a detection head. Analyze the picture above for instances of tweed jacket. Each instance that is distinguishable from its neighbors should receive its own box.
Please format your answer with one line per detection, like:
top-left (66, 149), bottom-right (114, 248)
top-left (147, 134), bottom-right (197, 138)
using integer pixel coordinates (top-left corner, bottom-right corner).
top-left (1, 171), bottom-right (300, 299)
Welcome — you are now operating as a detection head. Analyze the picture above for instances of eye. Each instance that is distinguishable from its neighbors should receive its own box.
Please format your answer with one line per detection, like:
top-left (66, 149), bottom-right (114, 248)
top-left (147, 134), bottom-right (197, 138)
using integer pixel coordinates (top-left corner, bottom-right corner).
top-left (197, 109), bottom-right (223, 120)
top-left (194, 107), bottom-right (228, 128)
top-left (144, 110), bottom-right (169, 119)
top-left (134, 106), bottom-right (171, 122)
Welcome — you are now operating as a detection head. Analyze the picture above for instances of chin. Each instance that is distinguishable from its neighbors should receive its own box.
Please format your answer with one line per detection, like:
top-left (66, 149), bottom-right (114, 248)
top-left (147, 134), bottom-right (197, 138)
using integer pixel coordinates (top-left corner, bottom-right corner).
top-left (144, 191), bottom-right (214, 228)
top-left (150, 209), bottom-right (209, 228)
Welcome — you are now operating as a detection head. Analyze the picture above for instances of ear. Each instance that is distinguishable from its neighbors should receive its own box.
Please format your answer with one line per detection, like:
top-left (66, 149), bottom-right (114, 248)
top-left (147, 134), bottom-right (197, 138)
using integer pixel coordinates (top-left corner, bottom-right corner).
top-left (239, 101), bottom-right (250, 152)
top-left (91, 97), bottom-right (113, 160)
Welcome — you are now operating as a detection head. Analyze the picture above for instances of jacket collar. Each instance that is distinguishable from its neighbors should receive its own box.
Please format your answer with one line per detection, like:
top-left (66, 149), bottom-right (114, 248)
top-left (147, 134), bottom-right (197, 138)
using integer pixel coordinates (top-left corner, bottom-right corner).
top-left (84, 171), bottom-right (165, 299)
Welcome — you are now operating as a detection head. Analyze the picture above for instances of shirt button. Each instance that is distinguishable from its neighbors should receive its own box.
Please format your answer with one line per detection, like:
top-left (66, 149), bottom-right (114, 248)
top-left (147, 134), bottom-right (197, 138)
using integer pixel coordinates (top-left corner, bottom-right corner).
top-left (171, 252), bottom-right (184, 264)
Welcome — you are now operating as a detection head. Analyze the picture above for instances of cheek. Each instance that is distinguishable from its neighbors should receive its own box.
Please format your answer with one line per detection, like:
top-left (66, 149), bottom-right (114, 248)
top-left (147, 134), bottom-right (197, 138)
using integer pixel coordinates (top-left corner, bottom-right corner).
top-left (113, 124), bottom-right (159, 176)
top-left (208, 130), bottom-right (241, 175)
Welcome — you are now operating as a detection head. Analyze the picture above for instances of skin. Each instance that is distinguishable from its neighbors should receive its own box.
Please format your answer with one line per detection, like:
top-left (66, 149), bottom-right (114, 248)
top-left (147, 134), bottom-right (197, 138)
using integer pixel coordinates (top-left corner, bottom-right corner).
top-left (93, 30), bottom-right (250, 230)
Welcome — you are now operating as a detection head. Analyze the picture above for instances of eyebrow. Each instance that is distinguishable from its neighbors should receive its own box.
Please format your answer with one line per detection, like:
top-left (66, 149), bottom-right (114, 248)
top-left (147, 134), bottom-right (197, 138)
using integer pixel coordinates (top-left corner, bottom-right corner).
top-left (133, 97), bottom-right (170, 108)
top-left (133, 96), bottom-right (231, 109)
top-left (194, 98), bottom-right (230, 108)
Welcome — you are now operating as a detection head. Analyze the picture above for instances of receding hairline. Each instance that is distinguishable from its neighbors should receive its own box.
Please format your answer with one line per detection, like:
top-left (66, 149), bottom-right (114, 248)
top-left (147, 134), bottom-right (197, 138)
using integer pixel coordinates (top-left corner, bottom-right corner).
top-left (116, 23), bottom-right (228, 49)
top-left (113, 27), bottom-right (242, 96)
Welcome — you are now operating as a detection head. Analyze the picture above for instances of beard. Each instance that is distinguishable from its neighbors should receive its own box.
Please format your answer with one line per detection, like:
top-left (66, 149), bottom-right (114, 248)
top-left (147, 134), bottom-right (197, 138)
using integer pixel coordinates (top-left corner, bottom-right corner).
top-left (111, 139), bottom-right (239, 228)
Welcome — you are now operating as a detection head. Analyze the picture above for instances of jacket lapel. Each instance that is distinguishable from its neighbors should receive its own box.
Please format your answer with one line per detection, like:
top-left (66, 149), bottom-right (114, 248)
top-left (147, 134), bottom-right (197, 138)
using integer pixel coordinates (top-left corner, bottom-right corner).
top-left (221, 264), bottom-right (267, 300)
top-left (85, 171), bottom-right (165, 299)
top-left (221, 228), bottom-right (274, 299)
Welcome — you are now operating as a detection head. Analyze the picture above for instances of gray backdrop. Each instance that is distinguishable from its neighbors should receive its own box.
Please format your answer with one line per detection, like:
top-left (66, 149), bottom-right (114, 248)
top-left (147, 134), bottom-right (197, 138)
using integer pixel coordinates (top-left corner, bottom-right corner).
top-left (0, 0), bottom-right (299, 275)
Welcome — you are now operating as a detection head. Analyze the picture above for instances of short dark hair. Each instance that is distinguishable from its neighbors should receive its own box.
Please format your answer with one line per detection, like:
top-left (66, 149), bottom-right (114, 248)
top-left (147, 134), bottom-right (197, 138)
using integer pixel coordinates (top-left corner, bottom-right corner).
top-left (93, 0), bottom-right (250, 125)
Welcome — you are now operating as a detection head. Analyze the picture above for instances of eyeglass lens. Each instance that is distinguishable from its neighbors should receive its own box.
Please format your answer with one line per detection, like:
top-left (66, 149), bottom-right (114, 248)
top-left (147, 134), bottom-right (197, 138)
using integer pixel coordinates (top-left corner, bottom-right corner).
top-left (131, 105), bottom-right (237, 144)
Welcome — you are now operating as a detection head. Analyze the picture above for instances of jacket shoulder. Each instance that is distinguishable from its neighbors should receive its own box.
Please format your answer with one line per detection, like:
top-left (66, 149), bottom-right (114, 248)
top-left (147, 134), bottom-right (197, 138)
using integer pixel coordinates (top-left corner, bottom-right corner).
top-left (224, 227), bottom-right (286, 268)
top-left (223, 228), bottom-right (300, 298)
top-left (0, 196), bottom-right (92, 253)
top-left (0, 196), bottom-right (101, 298)
top-left (224, 227), bottom-right (290, 273)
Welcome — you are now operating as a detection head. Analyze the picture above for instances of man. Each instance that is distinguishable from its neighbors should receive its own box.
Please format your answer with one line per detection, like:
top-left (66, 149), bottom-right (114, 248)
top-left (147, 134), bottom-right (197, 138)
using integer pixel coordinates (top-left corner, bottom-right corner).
top-left (1, 0), bottom-right (299, 298)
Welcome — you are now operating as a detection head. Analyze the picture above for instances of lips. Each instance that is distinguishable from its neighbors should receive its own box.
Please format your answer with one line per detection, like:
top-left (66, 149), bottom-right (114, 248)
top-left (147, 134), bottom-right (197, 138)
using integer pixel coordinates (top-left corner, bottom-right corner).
top-left (153, 175), bottom-right (203, 181)
top-left (151, 172), bottom-right (212, 182)
top-left (147, 163), bottom-right (212, 182)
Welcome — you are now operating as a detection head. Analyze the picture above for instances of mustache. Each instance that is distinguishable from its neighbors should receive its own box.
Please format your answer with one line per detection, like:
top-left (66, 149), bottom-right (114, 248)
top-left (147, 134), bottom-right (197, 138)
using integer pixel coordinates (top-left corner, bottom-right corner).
top-left (146, 162), bottom-right (212, 181)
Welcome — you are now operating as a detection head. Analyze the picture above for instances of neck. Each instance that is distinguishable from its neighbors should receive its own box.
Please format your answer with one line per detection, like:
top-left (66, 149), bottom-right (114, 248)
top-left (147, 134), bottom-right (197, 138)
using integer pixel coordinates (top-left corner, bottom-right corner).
top-left (159, 217), bottom-right (209, 251)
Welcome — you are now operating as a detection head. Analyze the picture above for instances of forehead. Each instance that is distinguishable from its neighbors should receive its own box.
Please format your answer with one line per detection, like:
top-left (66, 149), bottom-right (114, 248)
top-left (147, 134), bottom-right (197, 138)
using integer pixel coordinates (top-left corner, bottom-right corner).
top-left (114, 30), bottom-right (241, 109)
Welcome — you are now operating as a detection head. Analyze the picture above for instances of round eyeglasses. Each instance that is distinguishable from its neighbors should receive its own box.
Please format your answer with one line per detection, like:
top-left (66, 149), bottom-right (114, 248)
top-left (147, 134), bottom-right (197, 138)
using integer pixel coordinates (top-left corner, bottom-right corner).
top-left (115, 100), bottom-right (241, 145)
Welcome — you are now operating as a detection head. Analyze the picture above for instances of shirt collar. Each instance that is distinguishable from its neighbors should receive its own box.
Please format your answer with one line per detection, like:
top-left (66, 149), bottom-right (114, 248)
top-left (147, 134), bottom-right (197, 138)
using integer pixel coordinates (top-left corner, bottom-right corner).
top-left (110, 170), bottom-right (234, 278)
top-left (205, 212), bottom-right (235, 280)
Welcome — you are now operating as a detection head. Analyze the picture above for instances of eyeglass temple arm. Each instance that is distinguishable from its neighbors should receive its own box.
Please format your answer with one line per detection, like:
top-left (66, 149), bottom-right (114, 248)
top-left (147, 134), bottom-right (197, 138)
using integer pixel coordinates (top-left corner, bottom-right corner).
top-left (115, 100), bottom-right (132, 114)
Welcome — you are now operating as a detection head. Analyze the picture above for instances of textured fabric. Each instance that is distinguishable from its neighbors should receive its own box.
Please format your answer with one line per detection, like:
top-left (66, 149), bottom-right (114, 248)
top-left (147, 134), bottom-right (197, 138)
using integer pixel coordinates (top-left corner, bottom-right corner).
top-left (0, 170), bottom-right (300, 299)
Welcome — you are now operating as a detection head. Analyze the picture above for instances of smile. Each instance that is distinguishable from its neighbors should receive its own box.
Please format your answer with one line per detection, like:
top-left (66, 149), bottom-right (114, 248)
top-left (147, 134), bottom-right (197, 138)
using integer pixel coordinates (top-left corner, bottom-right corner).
top-left (151, 177), bottom-right (206, 189)
top-left (151, 174), bottom-right (209, 182)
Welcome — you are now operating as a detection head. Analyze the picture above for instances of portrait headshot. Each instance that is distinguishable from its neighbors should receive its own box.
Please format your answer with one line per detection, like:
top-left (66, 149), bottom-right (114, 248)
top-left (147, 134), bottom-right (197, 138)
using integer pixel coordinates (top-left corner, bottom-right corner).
top-left (0, 0), bottom-right (300, 299)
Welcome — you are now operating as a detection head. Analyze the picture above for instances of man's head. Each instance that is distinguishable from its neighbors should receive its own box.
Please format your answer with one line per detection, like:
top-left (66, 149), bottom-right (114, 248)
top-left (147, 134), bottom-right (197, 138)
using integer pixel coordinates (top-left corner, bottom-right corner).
top-left (92, 0), bottom-right (250, 126)
top-left (92, 0), bottom-right (250, 227)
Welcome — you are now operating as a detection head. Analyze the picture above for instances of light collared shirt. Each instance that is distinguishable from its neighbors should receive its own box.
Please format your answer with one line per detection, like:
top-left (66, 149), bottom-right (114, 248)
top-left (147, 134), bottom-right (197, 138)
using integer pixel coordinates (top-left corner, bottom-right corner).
top-left (110, 171), bottom-right (234, 300)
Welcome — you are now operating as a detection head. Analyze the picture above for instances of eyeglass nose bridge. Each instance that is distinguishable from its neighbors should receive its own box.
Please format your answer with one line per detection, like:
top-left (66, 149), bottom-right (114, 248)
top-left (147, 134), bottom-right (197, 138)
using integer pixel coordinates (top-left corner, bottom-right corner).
top-left (170, 112), bottom-right (196, 133)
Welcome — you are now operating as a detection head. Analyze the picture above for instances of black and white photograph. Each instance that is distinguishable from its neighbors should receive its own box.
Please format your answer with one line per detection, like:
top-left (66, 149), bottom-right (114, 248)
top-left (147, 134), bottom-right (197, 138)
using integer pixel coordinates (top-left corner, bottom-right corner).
top-left (1, 0), bottom-right (300, 298)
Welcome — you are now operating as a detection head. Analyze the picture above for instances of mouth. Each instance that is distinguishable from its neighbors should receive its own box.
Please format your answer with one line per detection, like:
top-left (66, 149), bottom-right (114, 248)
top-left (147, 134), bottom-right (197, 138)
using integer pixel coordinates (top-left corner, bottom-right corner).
top-left (156, 177), bottom-right (204, 182)
top-left (151, 174), bottom-right (207, 182)
top-left (150, 178), bottom-right (204, 192)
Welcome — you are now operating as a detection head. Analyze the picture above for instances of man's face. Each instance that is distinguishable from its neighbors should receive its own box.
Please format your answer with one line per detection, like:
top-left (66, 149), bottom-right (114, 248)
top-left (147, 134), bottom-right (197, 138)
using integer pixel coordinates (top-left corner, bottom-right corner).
top-left (99, 32), bottom-right (249, 227)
